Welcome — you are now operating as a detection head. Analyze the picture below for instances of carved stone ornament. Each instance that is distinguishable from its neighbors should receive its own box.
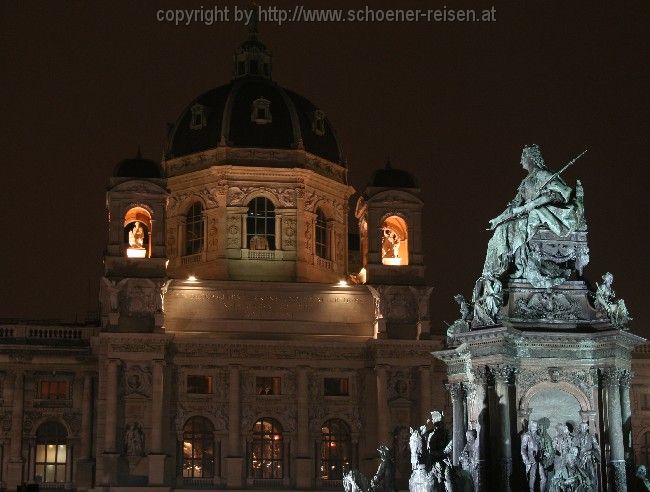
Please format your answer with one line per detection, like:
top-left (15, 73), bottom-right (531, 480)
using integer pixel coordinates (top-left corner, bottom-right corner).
top-left (124, 364), bottom-right (153, 397)
top-left (513, 291), bottom-right (580, 321)
top-left (227, 186), bottom-right (297, 207)
top-left (226, 214), bottom-right (241, 248)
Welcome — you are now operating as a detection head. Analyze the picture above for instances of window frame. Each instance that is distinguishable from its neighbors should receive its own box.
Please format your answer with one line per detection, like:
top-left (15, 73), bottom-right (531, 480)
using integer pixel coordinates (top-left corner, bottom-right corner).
top-left (249, 418), bottom-right (284, 479)
top-left (186, 375), bottom-right (213, 395)
top-left (182, 416), bottom-right (216, 479)
top-left (185, 202), bottom-right (205, 256)
top-left (246, 197), bottom-right (276, 250)
top-left (315, 208), bottom-right (329, 260)
top-left (320, 419), bottom-right (351, 481)
top-left (34, 421), bottom-right (68, 484)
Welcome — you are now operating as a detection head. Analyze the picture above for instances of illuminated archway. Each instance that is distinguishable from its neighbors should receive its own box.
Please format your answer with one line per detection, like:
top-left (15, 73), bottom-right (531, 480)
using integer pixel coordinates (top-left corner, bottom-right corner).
top-left (124, 206), bottom-right (152, 258)
top-left (381, 215), bottom-right (408, 265)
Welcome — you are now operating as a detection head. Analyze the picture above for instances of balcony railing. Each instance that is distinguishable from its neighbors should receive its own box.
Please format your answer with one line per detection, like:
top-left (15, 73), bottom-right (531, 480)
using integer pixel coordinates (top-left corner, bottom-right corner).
top-left (181, 253), bottom-right (203, 265)
top-left (0, 325), bottom-right (96, 341)
top-left (243, 249), bottom-right (283, 261)
top-left (315, 256), bottom-right (333, 270)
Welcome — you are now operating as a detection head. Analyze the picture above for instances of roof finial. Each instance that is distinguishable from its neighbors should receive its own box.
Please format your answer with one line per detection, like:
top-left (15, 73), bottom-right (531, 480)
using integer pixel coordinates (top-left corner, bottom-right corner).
top-left (248, 2), bottom-right (259, 36)
top-left (136, 145), bottom-right (142, 160)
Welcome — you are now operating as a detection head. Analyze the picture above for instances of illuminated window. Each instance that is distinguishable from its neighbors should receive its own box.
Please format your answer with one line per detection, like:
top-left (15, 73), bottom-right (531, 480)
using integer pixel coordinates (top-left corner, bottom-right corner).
top-left (190, 104), bottom-right (206, 130)
top-left (185, 202), bottom-right (204, 256)
top-left (380, 215), bottom-right (409, 266)
top-left (187, 375), bottom-right (213, 394)
top-left (247, 197), bottom-right (275, 250)
top-left (256, 376), bottom-right (281, 395)
top-left (124, 206), bottom-right (152, 258)
top-left (250, 418), bottom-right (283, 479)
top-left (40, 381), bottom-right (69, 400)
top-left (320, 419), bottom-right (351, 480)
top-left (312, 110), bottom-right (326, 136)
top-left (34, 421), bottom-right (68, 484)
top-left (324, 378), bottom-right (349, 396)
top-left (251, 98), bottom-right (272, 124)
top-left (182, 417), bottom-right (215, 478)
top-left (315, 209), bottom-right (329, 259)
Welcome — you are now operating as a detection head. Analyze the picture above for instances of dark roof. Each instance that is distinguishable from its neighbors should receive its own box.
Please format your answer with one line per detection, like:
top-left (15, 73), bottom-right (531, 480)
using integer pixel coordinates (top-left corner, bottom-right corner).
top-left (113, 154), bottom-right (162, 178)
top-left (166, 76), bottom-right (343, 164)
top-left (369, 163), bottom-right (418, 188)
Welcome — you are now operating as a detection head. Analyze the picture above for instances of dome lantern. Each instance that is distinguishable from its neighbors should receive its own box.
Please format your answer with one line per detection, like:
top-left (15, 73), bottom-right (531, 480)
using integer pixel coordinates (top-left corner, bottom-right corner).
top-left (233, 11), bottom-right (272, 79)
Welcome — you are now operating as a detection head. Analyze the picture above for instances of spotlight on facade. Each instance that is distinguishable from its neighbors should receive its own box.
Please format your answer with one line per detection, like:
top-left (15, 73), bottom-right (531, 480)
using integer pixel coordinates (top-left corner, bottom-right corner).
top-left (336, 279), bottom-right (348, 287)
top-left (187, 275), bottom-right (197, 282)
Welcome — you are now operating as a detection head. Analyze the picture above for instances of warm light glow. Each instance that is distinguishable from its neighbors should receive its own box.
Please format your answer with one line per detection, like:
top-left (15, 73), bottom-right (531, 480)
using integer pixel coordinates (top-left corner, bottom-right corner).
top-left (382, 257), bottom-right (402, 266)
top-left (336, 279), bottom-right (348, 287)
top-left (187, 275), bottom-right (197, 282)
top-left (127, 247), bottom-right (147, 258)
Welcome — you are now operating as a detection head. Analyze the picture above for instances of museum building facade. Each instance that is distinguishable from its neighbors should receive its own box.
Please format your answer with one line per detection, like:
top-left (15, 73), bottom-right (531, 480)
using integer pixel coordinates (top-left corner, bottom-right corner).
top-left (0, 29), bottom-right (648, 492)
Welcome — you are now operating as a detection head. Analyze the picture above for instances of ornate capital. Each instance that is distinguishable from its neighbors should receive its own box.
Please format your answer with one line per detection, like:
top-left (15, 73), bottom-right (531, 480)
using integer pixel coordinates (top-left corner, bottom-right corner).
top-left (601, 367), bottom-right (625, 388)
top-left (492, 364), bottom-right (517, 384)
top-left (470, 366), bottom-right (493, 385)
top-left (619, 369), bottom-right (633, 388)
top-left (445, 382), bottom-right (465, 401)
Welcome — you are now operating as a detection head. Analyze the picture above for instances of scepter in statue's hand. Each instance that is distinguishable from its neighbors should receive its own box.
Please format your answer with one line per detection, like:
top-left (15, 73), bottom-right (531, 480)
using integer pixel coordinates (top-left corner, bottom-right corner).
top-left (486, 149), bottom-right (588, 230)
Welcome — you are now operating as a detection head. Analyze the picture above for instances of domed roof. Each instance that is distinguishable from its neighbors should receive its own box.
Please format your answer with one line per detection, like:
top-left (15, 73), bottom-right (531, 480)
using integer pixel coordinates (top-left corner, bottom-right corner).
top-left (369, 160), bottom-right (418, 188)
top-left (113, 150), bottom-right (162, 178)
top-left (166, 77), bottom-right (343, 164)
top-left (165, 28), bottom-right (343, 166)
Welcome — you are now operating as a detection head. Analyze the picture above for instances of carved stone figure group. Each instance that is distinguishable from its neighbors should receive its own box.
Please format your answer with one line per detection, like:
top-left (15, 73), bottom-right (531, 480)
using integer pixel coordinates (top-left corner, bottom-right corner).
top-left (594, 272), bottom-right (632, 328)
top-left (521, 419), bottom-right (600, 492)
top-left (342, 445), bottom-right (395, 492)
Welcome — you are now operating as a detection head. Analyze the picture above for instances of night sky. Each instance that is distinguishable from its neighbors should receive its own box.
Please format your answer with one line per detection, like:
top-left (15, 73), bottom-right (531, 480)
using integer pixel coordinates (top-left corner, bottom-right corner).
top-left (1, 1), bottom-right (648, 337)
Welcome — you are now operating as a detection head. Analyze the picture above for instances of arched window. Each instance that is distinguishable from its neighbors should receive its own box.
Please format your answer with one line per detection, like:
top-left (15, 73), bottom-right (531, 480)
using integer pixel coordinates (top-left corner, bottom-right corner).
top-left (247, 198), bottom-right (275, 250)
top-left (320, 419), bottom-right (351, 480)
top-left (250, 418), bottom-right (283, 479)
top-left (185, 202), bottom-right (204, 255)
top-left (34, 421), bottom-right (68, 484)
top-left (315, 209), bottom-right (329, 259)
top-left (380, 215), bottom-right (409, 266)
top-left (124, 206), bottom-right (152, 258)
top-left (182, 416), bottom-right (215, 478)
top-left (643, 431), bottom-right (650, 467)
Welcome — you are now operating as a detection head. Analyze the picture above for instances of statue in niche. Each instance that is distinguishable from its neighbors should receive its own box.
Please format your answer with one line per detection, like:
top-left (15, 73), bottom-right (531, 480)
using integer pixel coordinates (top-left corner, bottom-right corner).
top-left (128, 221), bottom-right (145, 249)
top-left (382, 227), bottom-right (401, 259)
top-left (572, 422), bottom-right (600, 485)
top-left (483, 144), bottom-right (586, 289)
top-left (594, 272), bottom-right (632, 328)
top-left (124, 421), bottom-right (144, 456)
top-left (521, 420), bottom-right (547, 492)
top-left (471, 274), bottom-right (503, 326)
top-left (459, 429), bottom-right (479, 490)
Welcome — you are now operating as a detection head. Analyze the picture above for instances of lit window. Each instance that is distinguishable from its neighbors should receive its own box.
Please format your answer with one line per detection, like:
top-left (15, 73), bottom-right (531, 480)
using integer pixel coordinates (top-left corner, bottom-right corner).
top-left (34, 421), bottom-right (68, 484)
top-left (320, 419), bottom-right (351, 480)
top-left (185, 202), bottom-right (204, 256)
top-left (381, 215), bottom-right (409, 266)
top-left (324, 378), bottom-right (349, 396)
top-left (250, 418), bottom-right (283, 479)
top-left (247, 197), bottom-right (275, 250)
top-left (40, 381), bottom-right (69, 400)
top-left (312, 110), bottom-right (326, 136)
top-left (187, 375), bottom-right (213, 394)
top-left (190, 104), bottom-right (206, 130)
top-left (251, 98), bottom-right (272, 124)
top-left (256, 376), bottom-right (281, 395)
top-left (124, 206), bottom-right (152, 258)
top-left (183, 417), bottom-right (215, 478)
top-left (315, 209), bottom-right (329, 259)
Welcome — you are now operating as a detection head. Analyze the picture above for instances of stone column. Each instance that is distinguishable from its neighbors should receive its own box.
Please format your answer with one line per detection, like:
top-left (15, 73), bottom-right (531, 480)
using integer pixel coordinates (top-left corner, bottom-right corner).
top-left (447, 382), bottom-right (466, 466)
top-left (104, 359), bottom-right (119, 452)
top-left (619, 370), bottom-right (633, 460)
top-left (295, 366), bottom-right (312, 489)
top-left (470, 367), bottom-right (489, 492)
top-left (65, 441), bottom-right (73, 489)
top-left (375, 365), bottom-right (390, 446)
top-left (604, 368), bottom-right (627, 491)
top-left (101, 359), bottom-right (119, 485)
top-left (493, 365), bottom-right (514, 492)
top-left (149, 359), bottom-right (166, 485)
top-left (419, 366), bottom-right (432, 423)
top-left (226, 365), bottom-right (243, 488)
top-left (80, 373), bottom-right (93, 460)
top-left (7, 370), bottom-right (25, 489)
top-left (76, 372), bottom-right (95, 488)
